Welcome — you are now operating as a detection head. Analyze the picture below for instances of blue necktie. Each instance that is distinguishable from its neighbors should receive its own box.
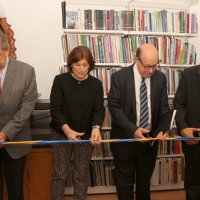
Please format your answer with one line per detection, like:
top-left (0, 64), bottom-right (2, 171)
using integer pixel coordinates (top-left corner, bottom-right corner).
top-left (139, 77), bottom-right (148, 128)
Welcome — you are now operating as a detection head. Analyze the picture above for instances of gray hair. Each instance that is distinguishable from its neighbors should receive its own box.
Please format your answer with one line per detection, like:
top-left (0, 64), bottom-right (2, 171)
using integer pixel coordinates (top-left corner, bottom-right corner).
top-left (0, 30), bottom-right (9, 51)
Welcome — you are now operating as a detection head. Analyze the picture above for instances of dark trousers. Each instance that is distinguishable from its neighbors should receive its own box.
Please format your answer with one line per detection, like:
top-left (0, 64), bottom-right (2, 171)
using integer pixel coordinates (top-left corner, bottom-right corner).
top-left (113, 142), bottom-right (157, 200)
top-left (0, 148), bottom-right (25, 200)
top-left (183, 143), bottom-right (200, 200)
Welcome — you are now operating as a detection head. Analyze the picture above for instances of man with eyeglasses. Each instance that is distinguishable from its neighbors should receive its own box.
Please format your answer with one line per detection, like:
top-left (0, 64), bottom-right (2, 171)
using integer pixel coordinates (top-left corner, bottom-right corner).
top-left (108, 43), bottom-right (170, 200)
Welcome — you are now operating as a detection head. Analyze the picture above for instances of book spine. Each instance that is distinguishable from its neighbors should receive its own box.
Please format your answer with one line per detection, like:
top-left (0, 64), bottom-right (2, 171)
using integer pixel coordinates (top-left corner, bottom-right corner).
top-left (61, 1), bottom-right (66, 28)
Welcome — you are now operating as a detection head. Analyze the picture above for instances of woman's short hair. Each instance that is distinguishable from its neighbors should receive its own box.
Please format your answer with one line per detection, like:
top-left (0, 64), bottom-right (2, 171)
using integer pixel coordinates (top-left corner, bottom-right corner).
top-left (67, 46), bottom-right (95, 72)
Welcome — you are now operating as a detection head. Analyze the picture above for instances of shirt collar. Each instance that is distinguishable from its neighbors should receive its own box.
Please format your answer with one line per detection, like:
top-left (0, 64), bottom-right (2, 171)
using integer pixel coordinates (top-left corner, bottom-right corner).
top-left (0, 57), bottom-right (9, 74)
top-left (134, 63), bottom-right (142, 80)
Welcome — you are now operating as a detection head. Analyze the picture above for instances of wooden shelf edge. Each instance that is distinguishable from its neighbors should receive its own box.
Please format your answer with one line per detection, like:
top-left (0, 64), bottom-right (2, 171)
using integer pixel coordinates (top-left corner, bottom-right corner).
top-left (63, 29), bottom-right (198, 37)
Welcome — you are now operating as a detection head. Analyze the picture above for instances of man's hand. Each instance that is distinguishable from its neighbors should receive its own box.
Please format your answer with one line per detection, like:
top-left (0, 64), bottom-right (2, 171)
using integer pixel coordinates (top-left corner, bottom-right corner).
top-left (181, 128), bottom-right (199, 145)
top-left (134, 128), bottom-right (150, 143)
top-left (0, 131), bottom-right (6, 148)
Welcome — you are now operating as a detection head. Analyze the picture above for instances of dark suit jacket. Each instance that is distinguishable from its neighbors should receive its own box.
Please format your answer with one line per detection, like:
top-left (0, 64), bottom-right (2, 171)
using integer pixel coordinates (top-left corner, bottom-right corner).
top-left (174, 65), bottom-right (200, 152)
top-left (0, 58), bottom-right (37, 159)
top-left (108, 65), bottom-right (169, 160)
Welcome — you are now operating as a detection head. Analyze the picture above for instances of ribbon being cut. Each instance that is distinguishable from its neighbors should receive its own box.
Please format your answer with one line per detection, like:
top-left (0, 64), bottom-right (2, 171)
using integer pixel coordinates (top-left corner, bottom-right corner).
top-left (1, 136), bottom-right (200, 146)
top-left (1, 110), bottom-right (200, 145)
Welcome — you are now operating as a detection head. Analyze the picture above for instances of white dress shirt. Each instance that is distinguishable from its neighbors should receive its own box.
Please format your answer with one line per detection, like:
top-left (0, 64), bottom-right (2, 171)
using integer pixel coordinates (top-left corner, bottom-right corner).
top-left (0, 57), bottom-right (9, 89)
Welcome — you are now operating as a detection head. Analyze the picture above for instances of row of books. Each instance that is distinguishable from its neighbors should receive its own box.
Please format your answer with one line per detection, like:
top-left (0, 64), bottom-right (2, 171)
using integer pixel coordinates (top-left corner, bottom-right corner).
top-left (62, 34), bottom-right (196, 65)
top-left (59, 64), bottom-right (183, 97)
top-left (160, 68), bottom-right (183, 96)
top-left (102, 106), bottom-right (112, 128)
top-left (62, 7), bottom-right (197, 33)
top-left (65, 160), bottom-right (115, 187)
top-left (151, 157), bottom-right (184, 185)
top-left (93, 131), bottom-right (113, 158)
top-left (158, 139), bottom-right (182, 156)
top-left (65, 157), bottom-right (184, 187)
top-left (92, 131), bottom-right (183, 158)
top-left (90, 67), bottom-right (183, 96)
top-left (90, 67), bottom-right (120, 97)
top-left (159, 36), bottom-right (196, 65)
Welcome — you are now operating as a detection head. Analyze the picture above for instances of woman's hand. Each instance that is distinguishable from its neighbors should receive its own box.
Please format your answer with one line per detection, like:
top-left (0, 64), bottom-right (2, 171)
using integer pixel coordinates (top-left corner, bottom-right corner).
top-left (65, 128), bottom-right (85, 140)
top-left (62, 124), bottom-right (84, 140)
top-left (90, 127), bottom-right (101, 146)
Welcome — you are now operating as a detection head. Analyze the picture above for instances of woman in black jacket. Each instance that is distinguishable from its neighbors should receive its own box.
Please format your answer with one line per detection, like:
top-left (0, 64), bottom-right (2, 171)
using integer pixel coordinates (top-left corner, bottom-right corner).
top-left (50, 46), bottom-right (105, 200)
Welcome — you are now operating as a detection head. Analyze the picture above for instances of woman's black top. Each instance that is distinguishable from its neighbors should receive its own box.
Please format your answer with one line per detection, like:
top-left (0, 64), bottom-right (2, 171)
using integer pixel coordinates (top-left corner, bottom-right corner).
top-left (50, 72), bottom-right (105, 139)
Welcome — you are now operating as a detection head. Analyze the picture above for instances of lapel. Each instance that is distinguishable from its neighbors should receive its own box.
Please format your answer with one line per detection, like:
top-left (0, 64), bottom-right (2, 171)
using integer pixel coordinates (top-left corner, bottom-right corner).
top-left (127, 65), bottom-right (136, 118)
top-left (0, 58), bottom-right (16, 106)
top-left (196, 65), bottom-right (200, 89)
top-left (150, 71), bottom-right (158, 114)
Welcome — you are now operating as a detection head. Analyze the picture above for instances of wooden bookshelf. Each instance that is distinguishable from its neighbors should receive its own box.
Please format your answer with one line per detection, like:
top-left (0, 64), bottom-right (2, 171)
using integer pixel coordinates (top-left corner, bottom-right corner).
top-left (61, 0), bottom-right (198, 194)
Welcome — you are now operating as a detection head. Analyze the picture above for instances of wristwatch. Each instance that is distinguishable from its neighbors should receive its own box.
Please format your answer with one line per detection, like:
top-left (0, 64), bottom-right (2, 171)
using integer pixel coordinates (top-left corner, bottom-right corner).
top-left (92, 125), bottom-right (101, 129)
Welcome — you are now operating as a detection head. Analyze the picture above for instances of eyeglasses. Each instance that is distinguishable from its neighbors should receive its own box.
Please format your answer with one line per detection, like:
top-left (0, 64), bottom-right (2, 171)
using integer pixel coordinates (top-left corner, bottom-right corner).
top-left (137, 57), bottom-right (159, 71)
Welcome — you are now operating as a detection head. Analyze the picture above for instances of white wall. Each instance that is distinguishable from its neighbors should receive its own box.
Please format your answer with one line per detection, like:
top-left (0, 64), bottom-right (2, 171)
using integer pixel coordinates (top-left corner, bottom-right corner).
top-left (0, 0), bottom-right (199, 99)
top-left (1, 0), bottom-right (62, 99)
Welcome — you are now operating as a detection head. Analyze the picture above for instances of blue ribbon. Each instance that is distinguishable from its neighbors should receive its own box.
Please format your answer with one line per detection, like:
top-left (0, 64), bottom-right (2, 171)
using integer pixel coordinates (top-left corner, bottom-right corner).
top-left (1, 136), bottom-right (200, 145)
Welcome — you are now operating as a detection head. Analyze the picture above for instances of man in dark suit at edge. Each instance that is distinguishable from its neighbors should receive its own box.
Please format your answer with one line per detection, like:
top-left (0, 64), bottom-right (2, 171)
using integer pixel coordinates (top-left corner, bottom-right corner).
top-left (0, 30), bottom-right (37, 199)
top-left (174, 65), bottom-right (200, 200)
top-left (108, 43), bottom-right (170, 200)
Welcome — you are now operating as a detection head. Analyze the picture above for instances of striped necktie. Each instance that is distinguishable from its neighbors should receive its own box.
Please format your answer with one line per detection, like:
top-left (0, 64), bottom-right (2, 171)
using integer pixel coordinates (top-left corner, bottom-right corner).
top-left (139, 77), bottom-right (148, 128)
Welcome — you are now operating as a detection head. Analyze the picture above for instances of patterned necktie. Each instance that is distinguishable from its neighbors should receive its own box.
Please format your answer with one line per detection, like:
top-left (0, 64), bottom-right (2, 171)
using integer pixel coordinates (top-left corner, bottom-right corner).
top-left (139, 77), bottom-right (148, 128)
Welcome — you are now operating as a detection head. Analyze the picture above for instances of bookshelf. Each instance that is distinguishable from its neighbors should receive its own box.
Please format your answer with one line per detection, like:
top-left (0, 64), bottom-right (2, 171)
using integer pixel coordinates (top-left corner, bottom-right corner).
top-left (61, 0), bottom-right (198, 194)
